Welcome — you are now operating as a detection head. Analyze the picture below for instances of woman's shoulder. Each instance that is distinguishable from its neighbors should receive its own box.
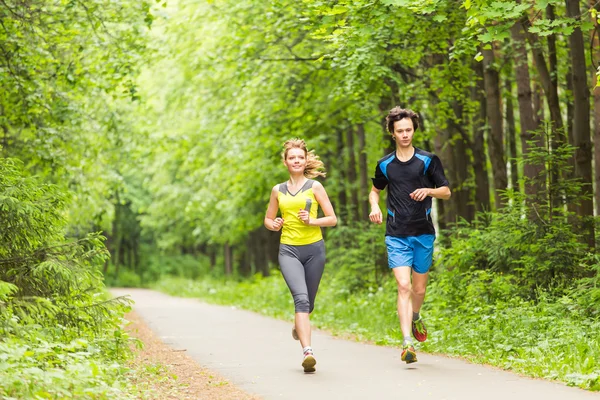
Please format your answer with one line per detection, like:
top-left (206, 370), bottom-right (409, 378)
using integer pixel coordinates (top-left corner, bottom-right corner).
top-left (309, 179), bottom-right (324, 191)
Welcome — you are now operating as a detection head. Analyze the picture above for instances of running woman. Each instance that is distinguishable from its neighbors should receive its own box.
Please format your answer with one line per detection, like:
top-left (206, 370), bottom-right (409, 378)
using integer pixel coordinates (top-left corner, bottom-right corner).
top-left (264, 138), bottom-right (337, 373)
top-left (369, 108), bottom-right (451, 364)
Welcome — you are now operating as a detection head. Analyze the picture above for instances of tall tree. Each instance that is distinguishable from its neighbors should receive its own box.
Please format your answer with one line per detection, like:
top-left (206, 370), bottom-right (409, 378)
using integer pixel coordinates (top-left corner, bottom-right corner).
top-left (471, 60), bottom-right (491, 212)
top-left (345, 127), bottom-right (360, 221)
top-left (505, 77), bottom-right (519, 191)
top-left (357, 124), bottom-right (370, 220)
top-left (591, 0), bottom-right (600, 216)
top-left (483, 46), bottom-right (507, 208)
top-left (510, 21), bottom-right (544, 197)
top-left (566, 0), bottom-right (594, 246)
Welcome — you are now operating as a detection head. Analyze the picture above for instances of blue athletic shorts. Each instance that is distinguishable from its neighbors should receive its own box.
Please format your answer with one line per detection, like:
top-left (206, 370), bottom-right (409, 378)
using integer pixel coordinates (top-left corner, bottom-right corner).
top-left (385, 234), bottom-right (435, 274)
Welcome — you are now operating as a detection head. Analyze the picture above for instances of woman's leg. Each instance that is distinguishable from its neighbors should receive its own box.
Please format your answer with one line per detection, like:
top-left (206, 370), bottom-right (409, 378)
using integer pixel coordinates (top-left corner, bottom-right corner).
top-left (279, 244), bottom-right (311, 347)
top-left (298, 241), bottom-right (326, 347)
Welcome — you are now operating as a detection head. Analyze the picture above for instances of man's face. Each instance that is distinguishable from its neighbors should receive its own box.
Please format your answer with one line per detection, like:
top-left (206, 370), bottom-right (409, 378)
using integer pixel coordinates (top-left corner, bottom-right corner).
top-left (391, 118), bottom-right (414, 148)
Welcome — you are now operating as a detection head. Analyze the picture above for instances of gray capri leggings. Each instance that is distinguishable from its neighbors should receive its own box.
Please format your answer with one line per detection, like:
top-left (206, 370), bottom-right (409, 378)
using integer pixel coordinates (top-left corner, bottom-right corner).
top-left (278, 240), bottom-right (326, 313)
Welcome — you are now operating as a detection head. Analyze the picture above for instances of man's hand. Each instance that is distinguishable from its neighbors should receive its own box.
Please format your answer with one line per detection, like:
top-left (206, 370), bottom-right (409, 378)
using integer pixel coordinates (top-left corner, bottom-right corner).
top-left (410, 188), bottom-right (431, 202)
top-left (369, 206), bottom-right (383, 224)
top-left (272, 217), bottom-right (284, 230)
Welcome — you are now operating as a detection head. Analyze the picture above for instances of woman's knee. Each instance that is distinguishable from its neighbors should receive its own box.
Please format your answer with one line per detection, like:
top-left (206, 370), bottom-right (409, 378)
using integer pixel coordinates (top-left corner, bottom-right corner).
top-left (293, 294), bottom-right (311, 313)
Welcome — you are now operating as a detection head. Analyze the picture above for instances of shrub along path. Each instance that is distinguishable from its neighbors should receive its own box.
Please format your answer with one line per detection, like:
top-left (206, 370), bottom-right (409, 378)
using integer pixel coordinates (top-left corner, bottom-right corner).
top-left (111, 288), bottom-right (599, 400)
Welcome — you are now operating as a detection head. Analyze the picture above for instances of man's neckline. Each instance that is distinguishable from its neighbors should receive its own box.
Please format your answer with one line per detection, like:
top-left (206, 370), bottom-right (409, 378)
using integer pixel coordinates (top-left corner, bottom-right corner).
top-left (395, 146), bottom-right (415, 162)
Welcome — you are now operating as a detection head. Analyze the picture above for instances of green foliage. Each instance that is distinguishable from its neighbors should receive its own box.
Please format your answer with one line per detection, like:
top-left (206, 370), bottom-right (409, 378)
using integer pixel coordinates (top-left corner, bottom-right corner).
top-left (438, 136), bottom-right (594, 295)
top-left (326, 222), bottom-right (387, 292)
top-left (0, 157), bottom-right (117, 334)
top-left (105, 249), bottom-right (214, 287)
top-left (424, 268), bottom-right (600, 390)
top-left (0, 157), bottom-right (142, 398)
top-left (0, 315), bottom-right (137, 399)
top-left (438, 208), bottom-right (587, 294)
top-left (570, 253), bottom-right (600, 318)
top-left (0, 0), bottom-right (153, 233)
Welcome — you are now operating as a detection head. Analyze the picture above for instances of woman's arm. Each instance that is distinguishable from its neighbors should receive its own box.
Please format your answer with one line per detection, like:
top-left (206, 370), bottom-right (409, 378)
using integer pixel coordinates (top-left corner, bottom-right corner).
top-left (264, 185), bottom-right (284, 231)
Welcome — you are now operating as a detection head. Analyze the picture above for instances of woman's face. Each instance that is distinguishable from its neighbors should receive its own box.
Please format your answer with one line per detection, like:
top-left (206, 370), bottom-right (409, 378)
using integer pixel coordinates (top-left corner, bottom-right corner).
top-left (284, 148), bottom-right (307, 174)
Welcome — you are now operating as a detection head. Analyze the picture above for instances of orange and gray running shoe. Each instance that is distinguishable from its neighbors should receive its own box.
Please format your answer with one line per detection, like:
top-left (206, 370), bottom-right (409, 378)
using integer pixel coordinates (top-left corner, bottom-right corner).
top-left (412, 316), bottom-right (428, 342)
top-left (401, 344), bottom-right (418, 364)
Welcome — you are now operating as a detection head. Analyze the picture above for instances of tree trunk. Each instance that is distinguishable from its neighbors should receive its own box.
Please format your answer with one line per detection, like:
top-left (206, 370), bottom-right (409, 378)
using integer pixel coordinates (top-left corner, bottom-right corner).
top-left (357, 123), bottom-right (370, 220)
top-left (434, 132), bottom-right (448, 230)
top-left (450, 102), bottom-right (475, 222)
top-left (345, 126), bottom-right (359, 221)
top-left (103, 230), bottom-right (111, 275)
top-left (224, 242), bottom-right (232, 275)
top-left (263, 230), bottom-right (279, 276)
top-left (472, 60), bottom-right (491, 212)
top-left (505, 78), bottom-right (519, 191)
top-left (522, 17), bottom-right (564, 135)
top-left (482, 46), bottom-right (507, 208)
top-left (546, 6), bottom-right (559, 90)
top-left (209, 245), bottom-right (217, 270)
top-left (522, 16), bottom-right (564, 210)
top-left (592, 0), bottom-right (600, 216)
top-left (511, 22), bottom-right (545, 198)
top-left (336, 129), bottom-right (348, 220)
top-left (566, 63), bottom-right (575, 146)
top-left (566, 0), bottom-right (594, 247)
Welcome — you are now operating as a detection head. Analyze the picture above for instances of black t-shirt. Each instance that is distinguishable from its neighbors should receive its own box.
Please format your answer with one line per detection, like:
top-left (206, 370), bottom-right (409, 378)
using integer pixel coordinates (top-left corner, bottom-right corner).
top-left (371, 147), bottom-right (449, 237)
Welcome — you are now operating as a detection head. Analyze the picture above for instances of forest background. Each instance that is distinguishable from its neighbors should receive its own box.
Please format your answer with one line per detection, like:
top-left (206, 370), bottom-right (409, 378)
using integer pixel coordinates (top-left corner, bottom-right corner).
top-left (2, 0), bottom-right (600, 397)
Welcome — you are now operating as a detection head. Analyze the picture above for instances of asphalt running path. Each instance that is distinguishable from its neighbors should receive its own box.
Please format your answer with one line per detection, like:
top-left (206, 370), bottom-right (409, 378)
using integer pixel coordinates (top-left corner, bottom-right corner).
top-left (111, 288), bottom-right (600, 400)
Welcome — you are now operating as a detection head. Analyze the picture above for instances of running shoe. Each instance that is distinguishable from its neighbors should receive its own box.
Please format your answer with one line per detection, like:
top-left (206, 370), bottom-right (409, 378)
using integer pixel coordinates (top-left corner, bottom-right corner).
top-left (302, 350), bottom-right (316, 372)
top-left (292, 326), bottom-right (299, 341)
top-left (412, 316), bottom-right (428, 342)
top-left (401, 344), bottom-right (417, 364)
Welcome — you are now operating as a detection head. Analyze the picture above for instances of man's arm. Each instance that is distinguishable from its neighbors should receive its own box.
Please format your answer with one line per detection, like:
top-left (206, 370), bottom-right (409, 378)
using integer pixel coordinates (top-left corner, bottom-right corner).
top-left (369, 186), bottom-right (383, 224)
top-left (410, 186), bottom-right (451, 202)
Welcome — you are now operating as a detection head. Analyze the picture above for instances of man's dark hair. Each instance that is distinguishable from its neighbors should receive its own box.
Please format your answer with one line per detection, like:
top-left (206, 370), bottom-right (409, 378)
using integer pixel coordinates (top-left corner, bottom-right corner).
top-left (385, 107), bottom-right (419, 133)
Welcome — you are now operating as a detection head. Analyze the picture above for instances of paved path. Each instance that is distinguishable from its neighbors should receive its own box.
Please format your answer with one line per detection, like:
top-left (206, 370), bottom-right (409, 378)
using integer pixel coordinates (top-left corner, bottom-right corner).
top-left (112, 288), bottom-right (600, 400)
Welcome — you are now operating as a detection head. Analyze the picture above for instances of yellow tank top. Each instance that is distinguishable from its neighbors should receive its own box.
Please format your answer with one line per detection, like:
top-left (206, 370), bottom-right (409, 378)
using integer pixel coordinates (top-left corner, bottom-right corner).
top-left (278, 179), bottom-right (323, 245)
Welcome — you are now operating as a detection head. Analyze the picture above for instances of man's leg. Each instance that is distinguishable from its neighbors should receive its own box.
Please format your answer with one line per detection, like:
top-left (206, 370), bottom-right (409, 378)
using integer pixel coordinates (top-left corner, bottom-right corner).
top-left (410, 234), bottom-right (435, 342)
top-left (411, 271), bottom-right (429, 314)
top-left (386, 236), bottom-right (417, 363)
top-left (393, 266), bottom-right (418, 363)
top-left (392, 266), bottom-right (413, 341)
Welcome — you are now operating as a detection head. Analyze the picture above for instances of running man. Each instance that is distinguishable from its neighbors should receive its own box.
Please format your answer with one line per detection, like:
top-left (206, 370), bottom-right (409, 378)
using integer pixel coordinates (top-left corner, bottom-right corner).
top-left (369, 107), bottom-right (451, 364)
top-left (264, 138), bottom-right (337, 373)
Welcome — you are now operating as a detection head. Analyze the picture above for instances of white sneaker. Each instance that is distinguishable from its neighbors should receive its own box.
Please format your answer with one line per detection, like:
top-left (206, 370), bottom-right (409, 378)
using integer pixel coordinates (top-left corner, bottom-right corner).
top-left (302, 350), bottom-right (316, 373)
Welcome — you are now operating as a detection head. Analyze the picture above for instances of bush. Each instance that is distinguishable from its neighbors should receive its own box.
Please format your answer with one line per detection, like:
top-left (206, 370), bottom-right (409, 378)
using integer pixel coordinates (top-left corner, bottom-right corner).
top-left (325, 221), bottom-right (387, 293)
top-left (0, 157), bottom-right (138, 398)
top-left (438, 204), bottom-right (589, 296)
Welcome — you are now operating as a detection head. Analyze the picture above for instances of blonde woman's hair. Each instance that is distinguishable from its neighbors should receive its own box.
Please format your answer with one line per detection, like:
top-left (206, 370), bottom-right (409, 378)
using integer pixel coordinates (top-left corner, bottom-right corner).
top-left (281, 138), bottom-right (326, 179)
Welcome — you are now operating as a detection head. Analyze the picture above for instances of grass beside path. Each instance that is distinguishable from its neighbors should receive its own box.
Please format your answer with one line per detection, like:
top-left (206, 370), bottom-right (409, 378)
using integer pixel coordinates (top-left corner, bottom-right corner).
top-left (153, 273), bottom-right (600, 391)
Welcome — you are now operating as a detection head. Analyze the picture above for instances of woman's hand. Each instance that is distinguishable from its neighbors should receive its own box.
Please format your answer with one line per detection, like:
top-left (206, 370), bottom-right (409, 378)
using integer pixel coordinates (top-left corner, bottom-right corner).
top-left (298, 209), bottom-right (310, 225)
top-left (272, 217), bottom-right (284, 231)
